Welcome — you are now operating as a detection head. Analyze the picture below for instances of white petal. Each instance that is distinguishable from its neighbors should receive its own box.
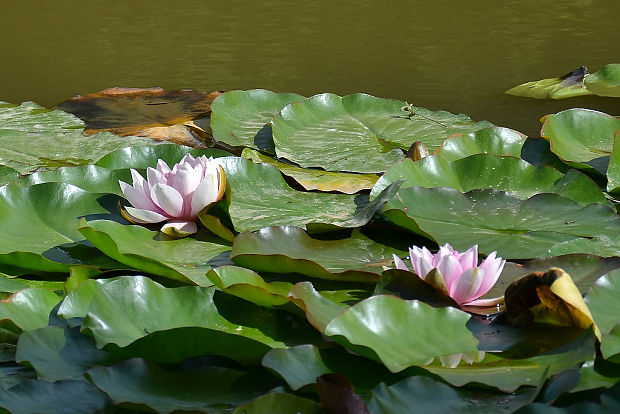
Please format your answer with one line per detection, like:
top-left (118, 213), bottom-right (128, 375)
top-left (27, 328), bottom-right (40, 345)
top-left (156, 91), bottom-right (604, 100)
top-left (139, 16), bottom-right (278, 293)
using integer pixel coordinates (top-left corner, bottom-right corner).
top-left (124, 206), bottom-right (168, 223)
top-left (189, 167), bottom-right (220, 217)
top-left (120, 180), bottom-right (159, 212)
top-left (147, 167), bottom-right (167, 188)
top-left (150, 184), bottom-right (184, 217)
top-left (156, 159), bottom-right (171, 175)
top-left (409, 246), bottom-right (434, 278)
top-left (449, 267), bottom-right (484, 304)
top-left (168, 163), bottom-right (201, 199)
top-left (461, 351), bottom-right (485, 364)
top-left (392, 254), bottom-right (410, 271)
top-left (439, 354), bottom-right (462, 368)
top-left (161, 220), bottom-right (197, 237)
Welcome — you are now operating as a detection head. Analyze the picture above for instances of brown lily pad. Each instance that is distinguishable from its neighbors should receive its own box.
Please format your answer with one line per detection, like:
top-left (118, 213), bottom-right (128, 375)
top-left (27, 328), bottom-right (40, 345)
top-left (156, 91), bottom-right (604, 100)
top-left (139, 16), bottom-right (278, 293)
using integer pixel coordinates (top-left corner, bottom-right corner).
top-left (55, 87), bottom-right (221, 147)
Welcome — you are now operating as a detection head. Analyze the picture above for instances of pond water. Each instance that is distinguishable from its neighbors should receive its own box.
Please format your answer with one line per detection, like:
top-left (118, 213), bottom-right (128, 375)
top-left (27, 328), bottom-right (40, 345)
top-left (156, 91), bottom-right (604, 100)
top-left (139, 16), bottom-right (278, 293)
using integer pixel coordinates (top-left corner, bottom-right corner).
top-left (1, 0), bottom-right (618, 137)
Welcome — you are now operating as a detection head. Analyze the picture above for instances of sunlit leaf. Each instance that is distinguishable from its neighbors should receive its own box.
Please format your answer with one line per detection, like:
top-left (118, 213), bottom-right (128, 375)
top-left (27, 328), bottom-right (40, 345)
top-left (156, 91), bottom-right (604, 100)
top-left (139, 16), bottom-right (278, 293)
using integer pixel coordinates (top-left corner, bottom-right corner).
top-left (231, 226), bottom-right (403, 282)
top-left (607, 133), bottom-right (620, 194)
top-left (0, 288), bottom-right (61, 332)
top-left (585, 64), bottom-right (620, 97)
top-left (271, 93), bottom-right (491, 173)
top-left (434, 126), bottom-right (527, 162)
top-left (383, 187), bottom-right (620, 259)
top-left (324, 295), bottom-right (478, 372)
top-left (372, 154), bottom-right (609, 207)
top-left (242, 148), bottom-right (378, 194)
top-left (540, 108), bottom-right (620, 174)
top-left (505, 66), bottom-right (592, 99)
top-left (0, 101), bottom-right (157, 175)
top-left (210, 89), bottom-right (304, 151)
top-left (79, 219), bottom-right (231, 286)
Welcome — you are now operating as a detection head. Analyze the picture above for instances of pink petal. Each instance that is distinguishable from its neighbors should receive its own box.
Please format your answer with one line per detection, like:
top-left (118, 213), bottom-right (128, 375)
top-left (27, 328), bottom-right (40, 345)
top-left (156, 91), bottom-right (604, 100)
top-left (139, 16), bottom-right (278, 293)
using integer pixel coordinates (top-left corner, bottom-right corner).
top-left (409, 246), bottom-right (434, 278)
top-left (392, 254), bottom-right (410, 271)
top-left (474, 253), bottom-right (505, 298)
top-left (434, 253), bottom-right (462, 286)
top-left (168, 163), bottom-right (202, 199)
top-left (147, 167), bottom-right (167, 189)
top-left (459, 245), bottom-right (478, 270)
top-left (449, 267), bottom-right (484, 304)
top-left (124, 206), bottom-right (168, 223)
top-left (150, 184), bottom-right (184, 217)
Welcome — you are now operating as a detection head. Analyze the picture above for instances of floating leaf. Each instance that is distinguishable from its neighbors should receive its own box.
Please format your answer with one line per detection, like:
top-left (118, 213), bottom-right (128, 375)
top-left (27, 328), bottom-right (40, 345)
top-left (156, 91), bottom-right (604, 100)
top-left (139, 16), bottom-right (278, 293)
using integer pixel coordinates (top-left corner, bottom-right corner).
top-left (585, 64), bottom-right (620, 97)
top-left (0, 165), bottom-right (19, 187)
top-left (55, 87), bottom-right (221, 145)
top-left (87, 358), bottom-right (280, 414)
top-left (80, 276), bottom-right (317, 364)
top-left (288, 282), bottom-right (348, 332)
top-left (435, 126), bottom-right (527, 163)
top-left (540, 108), bottom-right (620, 174)
top-left (505, 66), bottom-right (592, 99)
top-left (231, 226), bottom-right (403, 282)
top-left (0, 379), bottom-right (110, 414)
top-left (242, 148), bottom-right (378, 194)
top-left (372, 154), bottom-right (609, 207)
top-left (262, 344), bottom-right (395, 393)
top-left (210, 89), bottom-right (305, 151)
top-left (79, 219), bottom-right (231, 286)
top-left (0, 101), bottom-right (157, 175)
top-left (383, 187), bottom-right (620, 259)
top-left (220, 157), bottom-right (399, 232)
top-left (324, 295), bottom-right (478, 372)
top-left (206, 266), bottom-right (292, 308)
top-left (585, 270), bottom-right (620, 360)
top-left (608, 134), bottom-right (620, 194)
top-left (271, 93), bottom-right (491, 173)
top-left (574, 359), bottom-right (620, 393)
top-left (15, 326), bottom-right (119, 381)
top-left (0, 288), bottom-right (60, 332)
top-left (503, 268), bottom-right (599, 339)
top-left (368, 375), bottom-right (537, 414)
top-left (232, 392), bottom-right (325, 414)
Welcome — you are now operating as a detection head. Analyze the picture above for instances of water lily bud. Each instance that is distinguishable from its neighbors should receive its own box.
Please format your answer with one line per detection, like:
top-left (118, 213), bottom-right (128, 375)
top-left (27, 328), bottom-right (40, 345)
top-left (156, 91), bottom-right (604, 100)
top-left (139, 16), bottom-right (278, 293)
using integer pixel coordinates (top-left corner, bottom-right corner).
top-left (119, 154), bottom-right (226, 237)
top-left (392, 243), bottom-right (505, 306)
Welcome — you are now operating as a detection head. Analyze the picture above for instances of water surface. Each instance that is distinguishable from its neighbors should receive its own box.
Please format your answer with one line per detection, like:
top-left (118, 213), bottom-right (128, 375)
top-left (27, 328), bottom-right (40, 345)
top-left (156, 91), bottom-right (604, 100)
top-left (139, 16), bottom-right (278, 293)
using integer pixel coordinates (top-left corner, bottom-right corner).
top-left (1, 0), bottom-right (618, 137)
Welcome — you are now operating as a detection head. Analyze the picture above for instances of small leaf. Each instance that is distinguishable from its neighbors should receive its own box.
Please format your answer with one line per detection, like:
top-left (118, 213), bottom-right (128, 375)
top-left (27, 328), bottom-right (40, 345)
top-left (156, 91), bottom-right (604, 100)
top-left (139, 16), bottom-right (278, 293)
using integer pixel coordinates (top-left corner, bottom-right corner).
top-left (505, 66), bottom-right (592, 99)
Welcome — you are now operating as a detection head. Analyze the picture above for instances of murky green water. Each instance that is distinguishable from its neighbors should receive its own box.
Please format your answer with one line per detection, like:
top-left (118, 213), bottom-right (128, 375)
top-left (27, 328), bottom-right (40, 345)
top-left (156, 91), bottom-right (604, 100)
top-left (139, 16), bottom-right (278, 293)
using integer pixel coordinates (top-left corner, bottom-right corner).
top-left (1, 0), bottom-right (618, 137)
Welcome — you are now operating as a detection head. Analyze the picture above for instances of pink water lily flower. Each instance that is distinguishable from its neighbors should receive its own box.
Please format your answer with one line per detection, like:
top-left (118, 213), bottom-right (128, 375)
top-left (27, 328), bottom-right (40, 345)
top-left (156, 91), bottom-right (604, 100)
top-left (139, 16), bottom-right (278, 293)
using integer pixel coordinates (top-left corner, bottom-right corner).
top-left (392, 244), bottom-right (505, 306)
top-left (119, 154), bottom-right (226, 237)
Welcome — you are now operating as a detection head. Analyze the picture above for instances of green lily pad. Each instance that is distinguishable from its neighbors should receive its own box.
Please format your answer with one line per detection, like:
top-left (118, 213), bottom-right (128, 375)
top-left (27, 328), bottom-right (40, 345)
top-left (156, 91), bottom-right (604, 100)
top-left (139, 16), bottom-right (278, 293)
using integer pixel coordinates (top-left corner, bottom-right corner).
top-left (262, 344), bottom-right (395, 393)
top-left (425, 330), bottom-right (595, 392)
top-left (206, 265), bottom-right (292, 308)
top-left (0, 165), bottom-right (19, 187)
top-left (220, 156), bottom-right (399, 232)
top-left (383, 187), bottom-right (620, 259)
top-left (87, 358), bottom-right (281, 414)
top-left (242, 148), bottom-right (378, 194)
top-left (80, 276), bottom-right (317, 364)
top-left (0, 379), bottom-right (110, 414)
top-left (369, 375), bottom-right (537, 414)
top-left (608, 134), bottom-right (620, 194)
top-left (289, 282), bottom-right (348, 332)
top-left (540, 109), bottom-right (620, 174)
top-left (324, 295), bottom-right (478, 372)
top-left (0, 101), bottom-right (158, 175)
top-left (19, 164), bottom-right (130, 195)
top-left (232, 392), bottom-right (325, 414)
top-left (0, 288), bottom-right (61, 332)
top-left (574, 360), bottom-right (620, 393)
top-left (271, 93), bottom-right (491, 173)
top-left (231, 226), bottom-right (403, 282)
top-left (15, 326), bottom-right (119, 381)
top-left (79, 219), bottom-right (231, 286)
top-left (435, 126), bottom-right (527, 163)
top-left (0, 182), bottom-right (114, 273)
top-left (585, 270), bottom-right (620, 360)
top-left (372, 154), bottom-right (609, 207)
top-left (585, 64), bottom-right (620, 97)
top-left (210, 89), bottom-right (305, 152)
top-left (505, 66), bottom-right (592, 99)
top-left (95, 142), bottom-right (230, 170)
